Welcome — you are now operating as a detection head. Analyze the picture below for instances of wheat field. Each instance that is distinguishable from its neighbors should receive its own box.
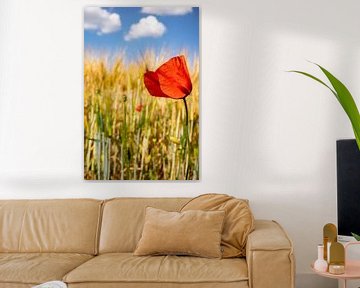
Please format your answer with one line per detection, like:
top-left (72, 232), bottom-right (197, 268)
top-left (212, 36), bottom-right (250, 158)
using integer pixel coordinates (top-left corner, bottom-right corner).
top-left (84, 52), bottom-right (199, 180)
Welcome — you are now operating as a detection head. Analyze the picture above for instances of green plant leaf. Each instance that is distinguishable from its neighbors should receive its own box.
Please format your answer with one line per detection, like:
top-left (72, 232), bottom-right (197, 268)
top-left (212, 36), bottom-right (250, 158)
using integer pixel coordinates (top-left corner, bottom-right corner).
top-left (316, 64), bottom-right (360, 148)
top-left (289, 64), bottom-right (360, 150)
top-left (351, 232), bottom-right (360, 241)
top-left (288, 70), bottom-right (337, 98)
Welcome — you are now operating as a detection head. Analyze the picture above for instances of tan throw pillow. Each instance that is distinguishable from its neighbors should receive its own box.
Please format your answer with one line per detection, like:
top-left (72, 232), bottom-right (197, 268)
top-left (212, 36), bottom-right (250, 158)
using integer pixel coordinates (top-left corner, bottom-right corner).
top-left (134, 207), bottom-right (225, 258)
top-left (181, 193), bottom-right (254, 258)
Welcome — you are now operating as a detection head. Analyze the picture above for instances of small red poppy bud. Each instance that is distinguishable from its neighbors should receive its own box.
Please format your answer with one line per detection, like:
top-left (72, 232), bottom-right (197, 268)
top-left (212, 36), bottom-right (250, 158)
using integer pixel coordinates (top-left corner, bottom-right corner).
top-left (135, 104), bottom-right (143, 112)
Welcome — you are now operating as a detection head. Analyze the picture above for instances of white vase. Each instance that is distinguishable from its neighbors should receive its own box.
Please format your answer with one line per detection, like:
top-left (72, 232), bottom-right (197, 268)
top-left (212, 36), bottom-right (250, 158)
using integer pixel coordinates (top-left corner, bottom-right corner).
top-left (314, 244), bottom-right (328, 272)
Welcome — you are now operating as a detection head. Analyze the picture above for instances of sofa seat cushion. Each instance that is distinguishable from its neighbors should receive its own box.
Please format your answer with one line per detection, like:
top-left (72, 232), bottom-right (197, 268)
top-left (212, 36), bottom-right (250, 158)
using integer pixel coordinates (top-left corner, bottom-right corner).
top-left (64, 253), bottom-right (248, 285)
top-left (0, 253), bottom-right (93, 285)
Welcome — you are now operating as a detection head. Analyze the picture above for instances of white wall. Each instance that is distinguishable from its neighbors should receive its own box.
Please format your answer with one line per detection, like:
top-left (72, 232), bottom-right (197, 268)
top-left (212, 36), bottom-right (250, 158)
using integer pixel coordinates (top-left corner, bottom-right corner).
top-left (1, 0), bottom-right (360, 287)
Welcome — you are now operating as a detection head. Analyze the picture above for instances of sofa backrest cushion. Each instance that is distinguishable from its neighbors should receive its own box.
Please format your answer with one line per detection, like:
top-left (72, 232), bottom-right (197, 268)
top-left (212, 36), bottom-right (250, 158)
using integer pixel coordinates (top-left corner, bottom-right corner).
top-left (181, 194), bottom-right (254, 258)
top-left (99, 198), bottom-right (189, 253)
top-left (0, 199), bottom-right (102, 254)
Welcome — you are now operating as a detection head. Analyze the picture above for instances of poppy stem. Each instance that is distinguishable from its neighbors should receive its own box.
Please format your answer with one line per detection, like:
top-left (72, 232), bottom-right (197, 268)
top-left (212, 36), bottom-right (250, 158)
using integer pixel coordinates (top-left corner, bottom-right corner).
top-left (183, 98), bottom-right (190, 180)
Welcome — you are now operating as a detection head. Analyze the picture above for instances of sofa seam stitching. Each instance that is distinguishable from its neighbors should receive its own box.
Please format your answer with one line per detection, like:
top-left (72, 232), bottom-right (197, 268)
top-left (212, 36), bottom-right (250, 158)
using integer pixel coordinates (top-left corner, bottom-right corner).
top-left (94, 200), bottom-right (105, 255)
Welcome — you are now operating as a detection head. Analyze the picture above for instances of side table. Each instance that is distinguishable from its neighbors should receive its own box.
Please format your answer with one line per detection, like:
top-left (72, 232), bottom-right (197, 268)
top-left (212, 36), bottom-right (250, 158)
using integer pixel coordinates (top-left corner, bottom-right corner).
top-left (311, 242), bottom-right (360, 288)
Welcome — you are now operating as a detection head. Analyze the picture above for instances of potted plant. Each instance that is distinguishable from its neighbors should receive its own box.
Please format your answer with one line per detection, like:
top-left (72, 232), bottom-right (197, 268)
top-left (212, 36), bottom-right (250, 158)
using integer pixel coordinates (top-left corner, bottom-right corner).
top-left (290, 63), bottom-right (360, 240)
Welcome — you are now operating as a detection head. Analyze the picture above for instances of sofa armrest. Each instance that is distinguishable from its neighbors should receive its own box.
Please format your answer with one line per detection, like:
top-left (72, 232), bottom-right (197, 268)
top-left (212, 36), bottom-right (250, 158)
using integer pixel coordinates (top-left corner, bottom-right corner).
top-left (246, 220), bottom-right (295, 288)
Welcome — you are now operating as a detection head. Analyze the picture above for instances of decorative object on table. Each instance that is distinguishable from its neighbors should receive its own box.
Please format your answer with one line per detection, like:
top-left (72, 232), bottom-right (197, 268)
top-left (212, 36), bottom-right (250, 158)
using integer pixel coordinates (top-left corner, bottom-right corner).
top-left (329, 242), bottom-right (345, 275)
top-left (83, 7), bottom-right (200, 180)
top-left (32, 281), bottom-right (67, 288)
top-left (319, 223), bottom-right (346, 275)
top-left (289, 63), bottom-right (360, 150)
top-left (323, 223), bottom-right (337, 262)
top-left (312, 238), bottom-right (360, 288)
top-left (328, 264), bottom-right (345, 275)
top-left (314, 244), bottom-right (328, 272)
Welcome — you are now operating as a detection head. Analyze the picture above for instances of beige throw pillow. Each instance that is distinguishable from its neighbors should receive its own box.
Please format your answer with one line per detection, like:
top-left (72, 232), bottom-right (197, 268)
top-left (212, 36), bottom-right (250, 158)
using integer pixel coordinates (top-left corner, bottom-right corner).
top-left (181, 194), bottom-right (255, 258)
top-left (134, 207), bottom-right (225, 258)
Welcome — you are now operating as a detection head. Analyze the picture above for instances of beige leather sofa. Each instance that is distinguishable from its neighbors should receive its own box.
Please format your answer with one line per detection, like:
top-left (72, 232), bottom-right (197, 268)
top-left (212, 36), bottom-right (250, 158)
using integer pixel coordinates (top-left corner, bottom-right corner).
top-left (0, 198), bottom-right (295, 288)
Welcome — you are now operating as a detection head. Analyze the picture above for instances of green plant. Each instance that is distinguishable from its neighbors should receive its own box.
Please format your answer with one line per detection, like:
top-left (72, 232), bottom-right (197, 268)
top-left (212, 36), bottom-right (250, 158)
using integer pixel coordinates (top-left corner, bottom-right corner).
top-left (290, 63), bottom-right (360, 240)
top-left (352, 232), bottom-right (360, 241)
top-left (289, 63), bottom-right (360, 150)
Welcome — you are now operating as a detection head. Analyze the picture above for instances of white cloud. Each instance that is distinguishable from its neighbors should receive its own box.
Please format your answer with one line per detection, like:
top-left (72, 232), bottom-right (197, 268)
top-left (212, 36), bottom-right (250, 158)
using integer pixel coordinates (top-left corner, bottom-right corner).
top-left (84, 7), bottom-right (121, 35)
top-left (124, 16), bottom-right (166, 41)
top-left (141, 7), bottom-right (193, 16)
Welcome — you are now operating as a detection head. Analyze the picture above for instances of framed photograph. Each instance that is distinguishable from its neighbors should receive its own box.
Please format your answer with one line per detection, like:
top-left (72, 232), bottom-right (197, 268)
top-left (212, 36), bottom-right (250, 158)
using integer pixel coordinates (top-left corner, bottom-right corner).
top-left (84, 7), bottom-right (199, 180)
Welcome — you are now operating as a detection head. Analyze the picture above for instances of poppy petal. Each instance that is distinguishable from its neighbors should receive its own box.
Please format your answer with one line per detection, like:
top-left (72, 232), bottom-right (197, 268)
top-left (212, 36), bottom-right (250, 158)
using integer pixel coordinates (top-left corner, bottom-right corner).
top-left (156, 55), bottom-right (192, 99)
top-left (144, 71), bottom-right (169, 98)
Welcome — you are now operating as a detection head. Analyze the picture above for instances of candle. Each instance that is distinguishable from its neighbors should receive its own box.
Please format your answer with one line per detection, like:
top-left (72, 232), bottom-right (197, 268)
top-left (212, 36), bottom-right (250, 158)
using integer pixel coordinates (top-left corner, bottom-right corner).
top-left (328, 264), bottom-right (345, 275)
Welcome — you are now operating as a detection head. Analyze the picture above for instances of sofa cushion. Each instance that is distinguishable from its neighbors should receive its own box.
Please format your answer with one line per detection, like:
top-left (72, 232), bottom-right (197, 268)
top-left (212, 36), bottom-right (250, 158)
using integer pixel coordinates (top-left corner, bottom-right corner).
top-left (0, 199), bottom-right (102, 254)
top-left (181, 194), bottom-right (254, 258)
top-left (134, 207), bottom-right (225, 258)
top-left (0, 253), bottom-right (93, 285)
top-left (99, 198), bottom-right (190, 253)
top-left (63, 253), bottom-right (248, 284)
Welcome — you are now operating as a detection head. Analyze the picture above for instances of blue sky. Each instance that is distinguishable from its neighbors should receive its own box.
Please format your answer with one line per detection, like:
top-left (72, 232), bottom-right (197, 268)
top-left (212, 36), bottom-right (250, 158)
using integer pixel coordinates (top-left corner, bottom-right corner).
top-left (84, 7), bottom-right (199, 63)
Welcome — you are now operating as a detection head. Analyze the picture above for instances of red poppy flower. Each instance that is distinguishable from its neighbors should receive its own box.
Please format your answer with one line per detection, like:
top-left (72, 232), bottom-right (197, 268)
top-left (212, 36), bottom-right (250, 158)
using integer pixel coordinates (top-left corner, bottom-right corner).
top-left (144, 55), bottom-right (192, 99)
